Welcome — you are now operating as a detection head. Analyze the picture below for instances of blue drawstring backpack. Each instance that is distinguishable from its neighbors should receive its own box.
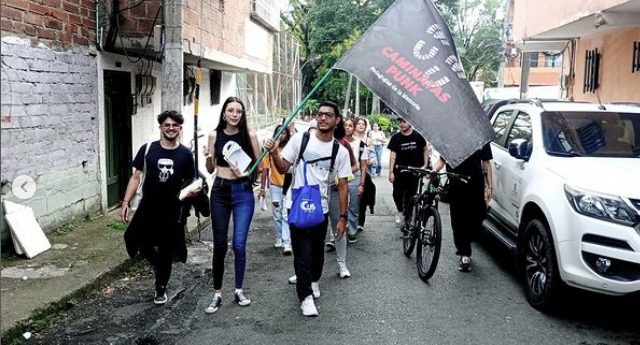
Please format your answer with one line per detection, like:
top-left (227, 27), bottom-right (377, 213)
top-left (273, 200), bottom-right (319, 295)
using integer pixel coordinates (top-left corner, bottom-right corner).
top-left (288, 132), bottom-right (340, 229)
top-left (289, 160), bottom-right (325, 228)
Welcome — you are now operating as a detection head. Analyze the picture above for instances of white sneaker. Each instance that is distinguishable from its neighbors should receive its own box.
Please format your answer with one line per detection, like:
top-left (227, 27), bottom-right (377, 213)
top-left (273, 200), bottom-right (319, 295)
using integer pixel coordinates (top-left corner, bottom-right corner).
top-left (283, 244), bottom-right (293, 256)
top-left (394, 212), bottom-right (404, 225)
top-left (300, 295), bottom-right (318, 317)
top-left (274, 240), bottom-right (283, 248)
top-left (338, 262), bottom-right (351, 279)
top-left (311, 282), bottom-right (320, 299)
top-left (288, 275), bottom-right (297, 284)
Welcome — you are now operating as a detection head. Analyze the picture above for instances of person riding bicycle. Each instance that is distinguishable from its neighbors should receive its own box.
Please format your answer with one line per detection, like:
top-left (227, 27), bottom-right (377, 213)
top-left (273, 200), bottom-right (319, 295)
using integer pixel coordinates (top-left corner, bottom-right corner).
top-left (433, 143), bottom-right (493, 272)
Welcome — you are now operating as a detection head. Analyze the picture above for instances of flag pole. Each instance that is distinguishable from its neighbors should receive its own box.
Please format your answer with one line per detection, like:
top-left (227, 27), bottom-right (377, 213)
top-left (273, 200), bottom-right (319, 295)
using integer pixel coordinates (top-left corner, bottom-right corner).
top-left (193, 60), bottom-right (202, 179)
top-left (246, 68), bottom-right (335, 176)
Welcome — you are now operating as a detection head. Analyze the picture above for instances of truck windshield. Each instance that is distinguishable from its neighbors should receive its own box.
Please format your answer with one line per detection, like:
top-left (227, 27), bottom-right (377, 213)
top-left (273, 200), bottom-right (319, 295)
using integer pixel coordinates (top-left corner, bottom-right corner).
top-left (541, 111), bottom-right (640, 158)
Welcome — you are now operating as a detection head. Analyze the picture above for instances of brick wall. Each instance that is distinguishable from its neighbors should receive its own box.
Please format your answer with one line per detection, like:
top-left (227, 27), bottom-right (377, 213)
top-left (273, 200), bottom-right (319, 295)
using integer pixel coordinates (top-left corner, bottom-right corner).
top-left (1, 0), bottom-right (96, 49)
top-left (0, 36), bottom-right (100, 248)
top-left (183, 0), bottom-right (246, 58)
top-left (117, 0), bottom-right (162, 37)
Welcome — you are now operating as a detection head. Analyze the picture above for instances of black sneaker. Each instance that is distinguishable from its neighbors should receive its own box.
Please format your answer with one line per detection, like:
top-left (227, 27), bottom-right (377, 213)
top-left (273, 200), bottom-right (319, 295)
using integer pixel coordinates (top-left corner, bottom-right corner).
top-left (357, 226), bottom-right (364, 233)
top-left (205, 295), bottom-right (222, 314)
top-left (458, 256), bottom-right (472, 272)
top-left (154, 288), bottom-right (168, 305)
top-left (348, 235), bottom-right (357, 244)
top-left (234, 291), bottom-right (252, 306)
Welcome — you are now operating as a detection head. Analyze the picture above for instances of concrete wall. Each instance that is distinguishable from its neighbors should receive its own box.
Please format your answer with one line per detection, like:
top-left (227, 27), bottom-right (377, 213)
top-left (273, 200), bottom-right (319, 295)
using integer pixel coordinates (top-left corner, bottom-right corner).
top-left (1, 36), bottom-right (100, 246)
top-left (512, 0), bottom-right (628, 41)
top-left (572, 27), bottom-right (640, 102)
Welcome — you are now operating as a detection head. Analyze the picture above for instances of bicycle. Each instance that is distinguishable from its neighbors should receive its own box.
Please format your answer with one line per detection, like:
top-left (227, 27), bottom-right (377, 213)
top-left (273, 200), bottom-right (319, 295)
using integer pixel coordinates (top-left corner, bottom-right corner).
top-left (396, 165), bottom-right (469, 282)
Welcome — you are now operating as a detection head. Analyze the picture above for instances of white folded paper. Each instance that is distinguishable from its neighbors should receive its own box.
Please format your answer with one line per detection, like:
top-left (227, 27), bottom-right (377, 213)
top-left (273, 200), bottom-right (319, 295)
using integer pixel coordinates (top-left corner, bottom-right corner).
top-left (222, 140), bottom-right (252, 173)
top-left (179, 178), bottom-right (203, 200)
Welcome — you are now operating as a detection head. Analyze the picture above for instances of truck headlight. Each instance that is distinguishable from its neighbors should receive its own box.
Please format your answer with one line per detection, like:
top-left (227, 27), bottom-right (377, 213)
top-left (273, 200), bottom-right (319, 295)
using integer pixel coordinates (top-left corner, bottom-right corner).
top-left (564, 185), bottom-right (638, 226)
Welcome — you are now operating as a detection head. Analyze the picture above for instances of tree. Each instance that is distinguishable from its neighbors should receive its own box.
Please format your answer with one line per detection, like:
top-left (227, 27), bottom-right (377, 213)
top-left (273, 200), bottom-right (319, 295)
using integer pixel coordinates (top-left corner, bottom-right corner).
top-left (281, 0), bottom-right (394, 104)
top-left (434, 0), bottom-right (503, 84)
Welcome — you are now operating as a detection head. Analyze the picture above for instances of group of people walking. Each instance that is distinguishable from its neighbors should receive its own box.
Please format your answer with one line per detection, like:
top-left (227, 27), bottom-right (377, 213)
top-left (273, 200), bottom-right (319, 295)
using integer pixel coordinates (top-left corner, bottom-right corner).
top-left (120, 96), bottom-right (492, 318)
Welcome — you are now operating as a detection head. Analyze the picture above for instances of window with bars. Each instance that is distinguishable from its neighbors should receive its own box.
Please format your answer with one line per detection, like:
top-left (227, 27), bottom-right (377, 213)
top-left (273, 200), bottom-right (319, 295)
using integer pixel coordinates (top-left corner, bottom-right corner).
top-left (583, 48), bottom-right (600, 93)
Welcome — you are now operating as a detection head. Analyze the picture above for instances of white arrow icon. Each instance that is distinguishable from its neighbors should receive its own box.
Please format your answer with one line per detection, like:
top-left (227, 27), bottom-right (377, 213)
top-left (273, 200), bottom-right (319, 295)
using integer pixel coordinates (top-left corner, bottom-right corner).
top-left (12, 175), bottom-right (36, 200)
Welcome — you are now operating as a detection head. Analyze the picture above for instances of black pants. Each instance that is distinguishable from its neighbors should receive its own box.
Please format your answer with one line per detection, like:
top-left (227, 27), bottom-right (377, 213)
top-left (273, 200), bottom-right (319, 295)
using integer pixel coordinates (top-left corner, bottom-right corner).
top-left (140, 245), bottom-right (173, 292)
top-left (392, 171), bottom-right (419, 215)
top-left (290, 215), bottom-right (329, 301)
top-left (358, 201), bottom-right (366, 227)
top-left (449, 184), bottom-right (486, 257)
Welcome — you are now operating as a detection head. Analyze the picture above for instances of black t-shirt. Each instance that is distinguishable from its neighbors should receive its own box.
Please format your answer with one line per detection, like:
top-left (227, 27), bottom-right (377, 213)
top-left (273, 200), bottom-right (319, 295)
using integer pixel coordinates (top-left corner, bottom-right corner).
top-left (133, 141), bottom-right (195, 202)
top-left (447, 143), bottom-right (493, 190)
top-left (387, 130), bottom-right (427, 170)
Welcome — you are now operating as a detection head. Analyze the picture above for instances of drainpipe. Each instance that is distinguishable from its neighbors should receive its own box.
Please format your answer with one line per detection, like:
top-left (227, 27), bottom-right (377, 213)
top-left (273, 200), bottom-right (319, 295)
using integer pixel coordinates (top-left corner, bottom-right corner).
top-left (520, 52), bottom-right (531, 99)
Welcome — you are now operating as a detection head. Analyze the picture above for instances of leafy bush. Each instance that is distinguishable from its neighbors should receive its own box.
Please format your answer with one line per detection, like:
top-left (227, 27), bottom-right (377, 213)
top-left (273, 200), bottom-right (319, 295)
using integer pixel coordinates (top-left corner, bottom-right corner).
top-left (367, 114), bottom-right (393, 132)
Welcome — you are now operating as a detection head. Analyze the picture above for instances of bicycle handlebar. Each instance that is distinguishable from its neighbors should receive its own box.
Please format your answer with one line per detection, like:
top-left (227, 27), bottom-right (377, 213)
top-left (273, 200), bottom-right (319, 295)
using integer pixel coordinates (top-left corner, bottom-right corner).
top-left (396, 165), bottom-right (470, 184)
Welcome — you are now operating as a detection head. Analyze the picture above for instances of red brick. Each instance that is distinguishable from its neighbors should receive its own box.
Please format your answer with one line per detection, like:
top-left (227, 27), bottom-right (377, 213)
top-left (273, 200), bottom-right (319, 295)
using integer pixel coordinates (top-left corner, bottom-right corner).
top-left (184, 8), bottom-right (199, 26)
top-left (29, 3), bottom-right (51, 15)
top-left (44, 18), bottom-right (63, 29)
top-left (37, 27), bottom-right (57, 40)
top-left (68, 13), bottom-right (82, 25)
top-left (4, 0), bottom-right (29, 11)
top-left (66, 23), bottom-right (79, 34)
top-left (83, 18), bottom-right (95, 29)
top-left (62, 1), bottom-right (79, 13)
top-left (24, 13), bottom-right (45, 26)
top-left (15, 22), bottom-right (38, 36)
top-left (44, 0), bottom-right (61, 8)
top-left (72, 35), bottom-right (88, 46)
top-left (51, 9), bottom-right (68, 21)
top-left (147, 1), bottom-right (161, 17)
top-left (137, 19), bottom-right (153, 33)
top-left (128, 3), bottom-right (146, 17)
top-left (1, 18), bottom-right (14, 31)
top-left (1, 7), bottom-right (24, 21)
top-left (119, 20), bottom-right (136, 34)
top-left (59, 30), bottom-right (71, 43)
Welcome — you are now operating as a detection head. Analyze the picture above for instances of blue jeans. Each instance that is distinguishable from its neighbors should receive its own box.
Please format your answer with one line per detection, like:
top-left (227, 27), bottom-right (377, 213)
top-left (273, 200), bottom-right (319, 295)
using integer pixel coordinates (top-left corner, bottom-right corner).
top-left (270, 185), bottom-right (290, 245)
top-left (374, 144), bottom-right (384, 176)
top-left (210, 177), bottom-right (255, 290)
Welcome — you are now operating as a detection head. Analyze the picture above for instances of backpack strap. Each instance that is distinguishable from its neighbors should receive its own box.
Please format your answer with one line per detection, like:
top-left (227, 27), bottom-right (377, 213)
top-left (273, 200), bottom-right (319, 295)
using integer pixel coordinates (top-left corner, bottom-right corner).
top-left (329, 139), bottom-right (340, 173)
top-left (358, 140), bottom-right (366, 161)
top-left (296, 131), bottom-right (311, 166)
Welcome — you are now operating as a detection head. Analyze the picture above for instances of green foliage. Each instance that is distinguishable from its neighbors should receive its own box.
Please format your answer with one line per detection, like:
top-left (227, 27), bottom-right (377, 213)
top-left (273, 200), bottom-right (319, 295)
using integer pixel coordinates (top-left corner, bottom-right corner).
top-left (367, 114), bottom-right (393, 132)
top-left (303, 99), bottom-right (320, 116)
top-left (107, 221), bottom-right (127, 232)
top-left (433, 0), bottom-right (503, 83)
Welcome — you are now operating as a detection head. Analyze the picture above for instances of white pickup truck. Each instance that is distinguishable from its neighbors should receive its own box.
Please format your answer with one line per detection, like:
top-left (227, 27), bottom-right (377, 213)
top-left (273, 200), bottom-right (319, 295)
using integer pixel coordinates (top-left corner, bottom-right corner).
top-left (483, 99), bottom-right (640, 311)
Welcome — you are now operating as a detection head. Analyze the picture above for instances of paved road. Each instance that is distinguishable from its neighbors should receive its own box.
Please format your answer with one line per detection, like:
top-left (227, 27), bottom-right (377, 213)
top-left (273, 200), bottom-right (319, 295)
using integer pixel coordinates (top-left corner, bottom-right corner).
top-left (37, 175), bottom-right (639, 345)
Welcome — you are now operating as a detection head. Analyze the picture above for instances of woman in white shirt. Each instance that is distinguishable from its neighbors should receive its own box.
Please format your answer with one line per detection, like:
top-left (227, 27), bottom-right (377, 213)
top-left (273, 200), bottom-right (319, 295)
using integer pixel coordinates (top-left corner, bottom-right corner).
top-left (368, 122), bottom-right (386, 176)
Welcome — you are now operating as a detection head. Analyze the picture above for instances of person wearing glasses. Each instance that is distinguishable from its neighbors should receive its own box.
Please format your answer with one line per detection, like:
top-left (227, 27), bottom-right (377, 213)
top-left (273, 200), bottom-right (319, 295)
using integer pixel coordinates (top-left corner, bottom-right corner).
top-left (264, 101), bottom-right (352, 317)
top-left (121, 110), bottom-right (201, 306)
top-left (203, 96), bottom-right (262, 314)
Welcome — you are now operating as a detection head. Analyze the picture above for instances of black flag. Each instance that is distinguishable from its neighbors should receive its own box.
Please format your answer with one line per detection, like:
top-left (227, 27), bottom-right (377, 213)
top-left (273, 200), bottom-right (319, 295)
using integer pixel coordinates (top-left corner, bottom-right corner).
top-left (335, 0), bottom-right (494, 167)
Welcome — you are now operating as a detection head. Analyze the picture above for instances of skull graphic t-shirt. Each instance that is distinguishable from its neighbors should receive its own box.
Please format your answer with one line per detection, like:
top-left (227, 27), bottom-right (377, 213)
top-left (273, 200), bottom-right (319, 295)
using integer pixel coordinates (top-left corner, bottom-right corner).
top-left (132, 141), bottom-right (194, 202)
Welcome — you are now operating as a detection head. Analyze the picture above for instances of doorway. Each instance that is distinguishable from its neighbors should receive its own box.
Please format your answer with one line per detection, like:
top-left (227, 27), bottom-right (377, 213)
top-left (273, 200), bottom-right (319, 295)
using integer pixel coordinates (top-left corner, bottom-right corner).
top-left (104, 70), bottom-right (133, 207)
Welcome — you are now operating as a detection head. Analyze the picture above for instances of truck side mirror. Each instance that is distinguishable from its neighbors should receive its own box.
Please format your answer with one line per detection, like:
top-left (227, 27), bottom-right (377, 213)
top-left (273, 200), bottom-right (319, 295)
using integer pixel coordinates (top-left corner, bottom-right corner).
top-left (508, 139), bottom-right (531, 161)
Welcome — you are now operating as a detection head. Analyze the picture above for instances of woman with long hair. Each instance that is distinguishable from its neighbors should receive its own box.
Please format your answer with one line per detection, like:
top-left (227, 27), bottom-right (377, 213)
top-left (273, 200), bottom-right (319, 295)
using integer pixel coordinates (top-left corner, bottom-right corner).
top-left (260, 124), bottom-right (293, 255)
top-left (343, 118), bottom-right (368, 244)
top-left (369, 122), bottom-right (386, 176)
top-left (203, 96), bottom-right (261, 314)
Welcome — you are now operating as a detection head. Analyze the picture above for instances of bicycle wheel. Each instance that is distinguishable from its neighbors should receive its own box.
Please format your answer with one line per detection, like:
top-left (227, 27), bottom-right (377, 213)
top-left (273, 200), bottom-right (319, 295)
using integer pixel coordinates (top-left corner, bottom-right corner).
top-left (416, 206), bottom-right (442, 282)
top-left (403, 198), bottom-right (420, 257)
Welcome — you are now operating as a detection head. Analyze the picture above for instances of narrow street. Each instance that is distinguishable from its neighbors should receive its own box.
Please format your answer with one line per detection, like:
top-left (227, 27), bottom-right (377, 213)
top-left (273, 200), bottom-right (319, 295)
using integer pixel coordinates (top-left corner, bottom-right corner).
top-left (35, 176), bottom-right (639, 345)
